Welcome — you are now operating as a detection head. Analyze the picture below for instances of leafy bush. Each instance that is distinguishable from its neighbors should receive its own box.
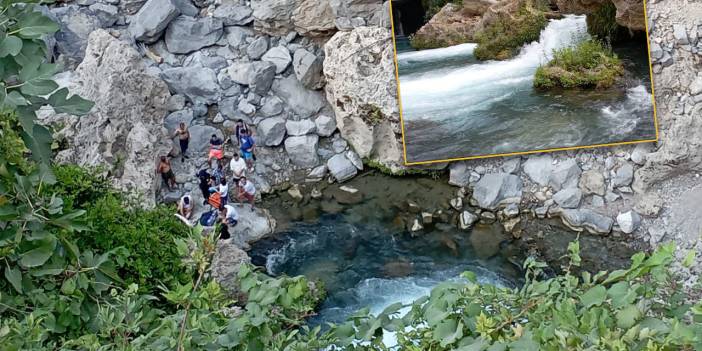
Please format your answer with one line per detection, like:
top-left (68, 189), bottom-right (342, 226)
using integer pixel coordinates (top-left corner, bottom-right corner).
top-left (534, 39), bottom-right (624, 89)
top-left (0, 111), bottom-right (32, 172)
top-left (48, 165), bottom-right (192, 294)
top-left (587, 1), bottom-right (626, 44)
top-left (474, 6), bottom-right (547, 60)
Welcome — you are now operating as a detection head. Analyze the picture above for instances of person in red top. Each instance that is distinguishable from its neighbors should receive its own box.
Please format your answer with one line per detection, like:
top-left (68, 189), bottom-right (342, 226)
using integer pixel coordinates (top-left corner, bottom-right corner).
top-left (208, 134), bottom-right (224, 162)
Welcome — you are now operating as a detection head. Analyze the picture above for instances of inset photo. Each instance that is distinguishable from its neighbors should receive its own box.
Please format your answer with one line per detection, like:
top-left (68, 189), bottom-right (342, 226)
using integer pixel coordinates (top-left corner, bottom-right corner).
top-left (390, 0), bottom-right (658, 165)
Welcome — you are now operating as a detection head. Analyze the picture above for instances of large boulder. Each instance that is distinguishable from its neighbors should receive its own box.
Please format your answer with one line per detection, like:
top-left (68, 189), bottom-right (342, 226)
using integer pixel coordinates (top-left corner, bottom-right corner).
top-left (211, 241), bottom-right (251, 294)
top-left (51, 5), bottom-right (115, 66)
top-left (286, 119), bottom-right (317, 136)
top-left (160, 67), bottom-right (221, 104)
top-left (323, 26), bottom-right (402, 171)
top-left (285, 135), bottom-right (320, 168)
top-left (50, 30), bottom-right (172, 208)
top-left (523, 155), bottom-right (580, 190)
top-left (472, 173), bottom-right (522, 210)
top-left (261, 46), bottom-right (292, 74)
top-left (230, 207), bottom-right (277, 247)
top-left (293, 48), bottom-right (324, 90)
top-left (251, 0), bottom-right (336, 37)
top-left (257, 117), bottom-right (287, 146)
top-left (213, 3), bottom-right (253, 26)
top-left (554, 0), bottom-right (645, 31)
top-left (165, 16), bottom-right (224, 54)
top-left (327, 153), bottom-right (357, 182)
top-left (315, 114), bottom-right (336, 136)
top-left (329, 0), bottom-right (387, 30)
top-left (129, 0), bottom-right (180, 43)
top-left (272, 75), bottom-right (326, 118)
top-left (188, 125), bottom-right (223, 153)
top-left (409, 2), bottom-right (488, 47)
top-left (227, 61), bottom-right (276, 95)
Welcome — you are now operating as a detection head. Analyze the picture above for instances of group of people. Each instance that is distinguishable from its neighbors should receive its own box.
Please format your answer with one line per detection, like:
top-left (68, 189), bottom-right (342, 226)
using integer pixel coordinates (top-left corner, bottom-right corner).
top-left (160, 119), bottom-right (262, 239)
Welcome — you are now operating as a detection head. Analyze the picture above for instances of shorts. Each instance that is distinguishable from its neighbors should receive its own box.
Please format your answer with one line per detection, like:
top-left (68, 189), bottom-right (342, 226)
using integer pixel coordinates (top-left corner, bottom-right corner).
top-left (241, 192), bottom-right (254, 202)
top-left (209, 148), bottom-right (223, 159)
top-left (226, 218), bottom-right (238, 226)
top-left (179, 139), bottom-right (189, 153)
top-left (242, 150), bottom-right (253, 160)
top-left (161, 170), bottom-right (174, 182)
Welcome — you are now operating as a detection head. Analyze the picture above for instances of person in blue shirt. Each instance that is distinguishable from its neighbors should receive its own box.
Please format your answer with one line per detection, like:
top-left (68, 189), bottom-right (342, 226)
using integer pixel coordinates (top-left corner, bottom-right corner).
top-left (239, 129), bottom-right (256, 171)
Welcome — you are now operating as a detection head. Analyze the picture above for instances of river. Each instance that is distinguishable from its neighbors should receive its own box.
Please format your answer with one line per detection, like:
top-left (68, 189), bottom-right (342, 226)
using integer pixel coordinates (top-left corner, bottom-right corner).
top-left (397, 15), bottom-right (657, 163)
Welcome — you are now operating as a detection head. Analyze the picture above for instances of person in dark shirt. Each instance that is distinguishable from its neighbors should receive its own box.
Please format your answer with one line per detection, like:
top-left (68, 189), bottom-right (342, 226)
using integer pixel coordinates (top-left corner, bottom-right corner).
top-left (239, 129), bottom-right (256, 171)
top-left (208, 134), bottom-right (224, 162)
top-left (235, 119), bottom-right (249, 146)
top-left (196, 169), bottom-right (211, 205)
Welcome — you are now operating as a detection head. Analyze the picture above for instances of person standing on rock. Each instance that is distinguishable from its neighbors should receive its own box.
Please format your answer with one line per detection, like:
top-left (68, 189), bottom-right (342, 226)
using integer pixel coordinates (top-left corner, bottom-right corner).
top-left (173, 122), bottom-right (190, 162)
top-left (237, 177), bottom-right (256, 211)
top-left (196, 169), bottom-right (211, 205)
top-left (217, 178), bottom-right (229, 206)
top-left (235, 119), bottom-right (249, 146)
top-left (208, 134), bottom-right (224, 163)
top-left (229, 152), bottom-right (247, 186)
top-left (213, 159), bottom-right (225, 185)
top-left (239, 129), bottom-right (256, 171)
top-left (156, 156), bottom-right (176, 191)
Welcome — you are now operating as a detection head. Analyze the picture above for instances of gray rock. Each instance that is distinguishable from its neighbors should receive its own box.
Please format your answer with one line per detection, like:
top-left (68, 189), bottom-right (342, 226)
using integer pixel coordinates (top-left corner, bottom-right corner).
top-left (503, 203), bottom-right (519, 218)
top-left (272, 75), bottom-right (326, 118)
top-left (211, 241), bottom-right (250, 294)
top-left (650, 42), bottom-right (663, 60)
top-left (472, 173), bottom-right (522, 210)
top-left (579, 170), bottom-right (605, 196)
top-left (160, 67), bottom-right (221, 104)
top-left (605, 191), bottom-right (620, 203)
top-left (120, 0), bottom-right (148, 14)
top-left (523, 155), bottom-right (553, 186)
top-left (331, 137), bottom-right (348, 153)
top-left (260, 96), bottom-right (285, 117)
top-left (591, 195), bottom-right (605, 208)
top-left (307, 165), bottom-right (327, 179)
top-left (346, 150), bottom-right (363, 170)
top-left (448, 162), bottom-right (470, 187)
top-left (183, 51), bottom-right (228, 72)
top-left (293, 48), bottom-right (324, 89)
top-left (129, 0), bottom-right (180, 43)
top-left (616, 210), bottom-right (641, 234)
top-left (329, 0), bottom-right (385, 30)
top-left (218, 97), bottom-right (238, 119)
top-left (286, 119), bottom-right (317, 136)
top-left (690, 75), bottom-right (702, 95)
top-left (51, 5), bottom-right (109, 65)
top-left (213, 3), bottom-right (253, 26)
top-left (501, 158), bottom-right (521, 174)
top-left (167, 94), bottom-right (187, 112)
top-left (230, 207), bottom-right (277, 246)
top-left (560, 209), bottom-right (613, 235)
top-left (228, 61), bottom-right (276, 95)
top-left (552, 188), bottom-right (582, 209)
top-left (88, 3), bottom-right (119, 25)
top-left (171, 0), bottom-right (199, 16)
top-left (315, 114), bottom-right (336, 136)
top-left (630, 143), bottom-right (652, 165)
top-left (612, 163), bottom-right (634, 187)
top-left (285, 135), bottom-right (320, 168)
top-left (225, 26), bottom-right (253, 49)
top-left (247, 36), bottom-right (269, 60)
top-left (164, 109), bottom-right (194, 131)
top-left (261, 46), bottom-right (292, 74)
top-left (165, 16), bottom-right (224, 54)
top-left (634, 193), bottom-right (663, 217)
top-left (674, 24), bottom-right (689, 45)
top-left (251, 0), bottom-right (336, 37)
top-left (76, 0), bottom-right (96, 5)
top-left (550, 159), bottom-right (581, 191)
top-left (238, 100), bottom-right (256, 116)
top-left (459, 211), bottom-right (478, 230)
top-left (257, 117), bottom-right (287, 146)
top-left (327, 153), bottom-right (357, 182)
top-left (188, 124), bottom-right (223, 153)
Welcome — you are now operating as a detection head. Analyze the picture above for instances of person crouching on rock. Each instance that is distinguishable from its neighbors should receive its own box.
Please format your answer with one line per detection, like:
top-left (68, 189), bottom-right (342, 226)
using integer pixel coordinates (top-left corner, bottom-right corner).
top-left (156, 155), bottom-right (176, 191)
top-left (177, 194), bottom-right (193, 219)
top-left (218, 204), bottom-right (239, 240)
top-left (237, 177), bottom-right (256, 211)
top-left (238, 129), bottom-right (256, 171)
top-left (208, 134), bottom-right (224, 163)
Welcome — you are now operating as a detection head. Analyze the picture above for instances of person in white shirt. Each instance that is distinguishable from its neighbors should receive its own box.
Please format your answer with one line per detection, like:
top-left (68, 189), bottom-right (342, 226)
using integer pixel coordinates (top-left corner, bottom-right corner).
top-left (229, 152), bottom-right (247, 185)
top-left (237, 177), bottom-right (256, 211)
top-left (217, 178), bottom-right (229, 205)
top-left (177, 195), bottom-right (193, 219)
top-left (218, 204), bottom-right (239, 240)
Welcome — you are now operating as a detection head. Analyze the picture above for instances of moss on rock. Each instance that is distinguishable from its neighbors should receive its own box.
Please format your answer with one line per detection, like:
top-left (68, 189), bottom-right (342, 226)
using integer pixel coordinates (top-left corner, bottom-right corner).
top-left (534, 39), bottom-right (624, 89)
top-left (473, 5), bottom-right (548, 61)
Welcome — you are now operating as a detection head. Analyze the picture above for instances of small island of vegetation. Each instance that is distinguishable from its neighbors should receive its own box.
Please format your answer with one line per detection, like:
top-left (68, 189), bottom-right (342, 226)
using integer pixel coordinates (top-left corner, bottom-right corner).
top-left (534, 39), bottom-right (624, 89)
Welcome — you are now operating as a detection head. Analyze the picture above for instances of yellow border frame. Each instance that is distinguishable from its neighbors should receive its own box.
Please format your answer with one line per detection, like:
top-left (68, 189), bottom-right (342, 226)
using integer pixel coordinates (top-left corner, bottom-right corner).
top-left (389, 0), bottom-right (660, 166)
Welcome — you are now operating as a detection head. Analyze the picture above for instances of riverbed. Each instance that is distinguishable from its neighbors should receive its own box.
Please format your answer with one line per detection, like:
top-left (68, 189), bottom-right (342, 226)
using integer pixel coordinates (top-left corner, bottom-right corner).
top-left (397, 15), bottom-right (657, 163)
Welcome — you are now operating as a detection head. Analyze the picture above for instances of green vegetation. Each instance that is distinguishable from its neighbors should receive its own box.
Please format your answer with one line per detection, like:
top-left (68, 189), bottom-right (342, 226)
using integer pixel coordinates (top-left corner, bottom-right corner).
top-left (366, 158), bottom-right (442, 179)
top-left (410, 32), bottom-right (472, 50)
top-left (474, 5), bottom-right (548, 60)
top-left (534, 39), bottom-right (625, 89)
top-left (587, 1), bottom-right (626, 44)
top-left (0, 111), bottom-right (31, 172)
top-left (421, 0), bottom-right (464, 21)
top-left (2, 2), bottom-right (702, 350)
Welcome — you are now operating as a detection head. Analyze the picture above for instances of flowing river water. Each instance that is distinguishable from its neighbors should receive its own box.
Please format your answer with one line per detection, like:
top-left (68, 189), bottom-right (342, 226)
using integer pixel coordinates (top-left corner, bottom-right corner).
top-left (397, 15), bottom-right (657, 163)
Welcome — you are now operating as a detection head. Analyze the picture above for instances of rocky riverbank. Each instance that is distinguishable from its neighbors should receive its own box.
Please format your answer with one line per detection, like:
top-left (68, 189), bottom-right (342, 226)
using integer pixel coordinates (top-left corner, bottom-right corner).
top-left (37, 0), bottom-right (702, 292)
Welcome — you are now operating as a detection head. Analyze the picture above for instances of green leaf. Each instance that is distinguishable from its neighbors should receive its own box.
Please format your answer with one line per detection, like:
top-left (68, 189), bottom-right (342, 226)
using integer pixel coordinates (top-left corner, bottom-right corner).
top-left (508, 332), bottom-right (539, 351)
top-left (433, 318), bottom-right (463, 347)
top-left (616, 304), bottom-right (642, 329)
top-left (4, 266), bottom-right (23, 293)
top-left (682, 250), bottom-right (696, 268)
top-left (21, 123), bottom-right (53, 164)
top-left (13, 9), bottom-right (60, 39)
top-left (4, 90), bottom-right (29, 107)
top-left (0, 35), bottom-right (23, 57)
top-left (462, 271), bottom-right (478, 283)
top-left (0, 83), bottom-right (5, 106)
top-left (48, 87), bottom-right (95, 115)
top-left (61, 276), bottom-right (76, 295)
top-left (380, 302), bottom-right (404, 316)
top-left (608, 281), bottom-right (637, 309)
top-left (456, 338), bottom-right (490, 351)
top-left (20, 238), bottom-right (56, 267)
top-left (580, 286), bottom-right (607, 308)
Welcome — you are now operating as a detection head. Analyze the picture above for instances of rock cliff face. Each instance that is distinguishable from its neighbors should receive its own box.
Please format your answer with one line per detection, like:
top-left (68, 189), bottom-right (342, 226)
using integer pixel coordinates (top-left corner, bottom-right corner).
top-left (323, 26), bottom-right (404, 172)
top-left (48, 29), bottom-right (172, 208)
top-left (409, 0), bottom-right (494, 48)
top-left (555, 0), bottom-right (645, 31)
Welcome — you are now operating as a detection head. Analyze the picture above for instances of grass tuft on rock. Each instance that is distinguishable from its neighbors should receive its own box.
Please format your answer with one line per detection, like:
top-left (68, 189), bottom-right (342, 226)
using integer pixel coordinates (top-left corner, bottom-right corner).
top-left (473, 5), bottom-right (547, 60)
top-left (534, 39), bottom-right (624, 89)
